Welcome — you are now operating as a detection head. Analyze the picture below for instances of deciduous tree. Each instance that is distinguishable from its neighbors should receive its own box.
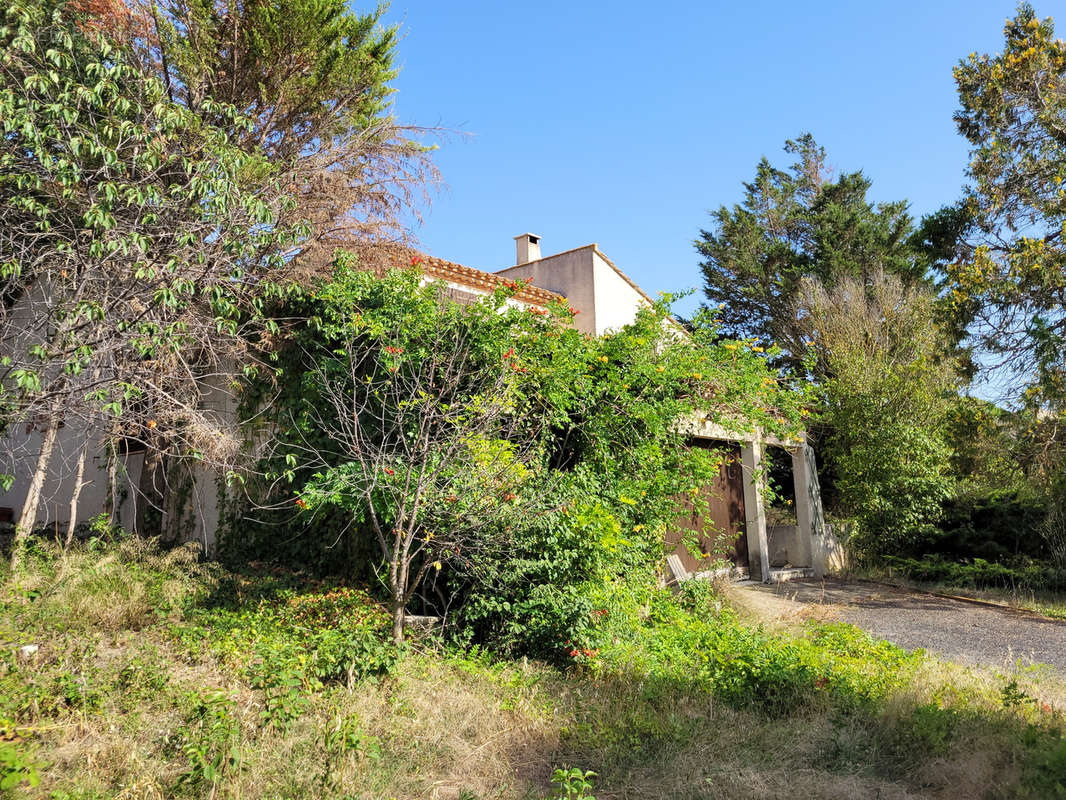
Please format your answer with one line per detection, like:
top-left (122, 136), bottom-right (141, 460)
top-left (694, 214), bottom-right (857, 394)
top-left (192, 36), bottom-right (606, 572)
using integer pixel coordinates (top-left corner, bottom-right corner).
top-left (289, 263), bottom-right (552, 643)
top-left (0, 0), bottom-right (294, 566)
top-left (796, 273), bottom-right (956, 559)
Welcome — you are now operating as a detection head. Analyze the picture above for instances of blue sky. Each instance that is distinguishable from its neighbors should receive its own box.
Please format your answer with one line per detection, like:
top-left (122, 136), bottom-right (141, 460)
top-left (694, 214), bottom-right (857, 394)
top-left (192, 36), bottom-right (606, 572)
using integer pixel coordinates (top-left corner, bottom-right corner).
top-left (380, 0), bottom-right (1023, 317)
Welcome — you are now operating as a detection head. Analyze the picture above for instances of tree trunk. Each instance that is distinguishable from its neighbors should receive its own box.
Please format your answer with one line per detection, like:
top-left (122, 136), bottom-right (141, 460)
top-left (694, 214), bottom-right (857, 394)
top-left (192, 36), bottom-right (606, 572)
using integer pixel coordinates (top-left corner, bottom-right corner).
top-left (103, 437), bottom-right (119, 524)
top-left (391, 595), bottom-right (405, 644)
top-left (11, 418), bottom-right (60, 571)
top-left (136, 443), bottom-right (167, 536)
top-left (387, 546), bottom-right (406, 643)
top-left (161, 462), bottom-right (184, 546)
top-left (64, 438), bottom-right (89, 549)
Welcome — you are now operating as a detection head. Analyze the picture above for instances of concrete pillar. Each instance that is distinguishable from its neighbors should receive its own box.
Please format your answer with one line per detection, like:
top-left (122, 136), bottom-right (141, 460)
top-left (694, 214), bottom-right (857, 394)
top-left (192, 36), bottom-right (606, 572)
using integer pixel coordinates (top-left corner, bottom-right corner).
top-left (740, 439), bottom-right (771, 583)
top-left (792, 442), bottom-right (827, 576)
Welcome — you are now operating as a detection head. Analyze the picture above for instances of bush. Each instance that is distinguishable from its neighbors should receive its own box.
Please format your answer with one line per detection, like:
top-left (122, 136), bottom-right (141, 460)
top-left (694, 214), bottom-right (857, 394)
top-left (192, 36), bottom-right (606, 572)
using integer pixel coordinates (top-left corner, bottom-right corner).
top-left (832, 421), bottom-right (953, 560)
top-left (242, 265), bottom-right (809, 657)
top-left (927, 488), bottom-right (1051, 562)
top-left (883, 554), bottom-right (1066, 593)
top-left (450, 476), bottom-right (666, 661)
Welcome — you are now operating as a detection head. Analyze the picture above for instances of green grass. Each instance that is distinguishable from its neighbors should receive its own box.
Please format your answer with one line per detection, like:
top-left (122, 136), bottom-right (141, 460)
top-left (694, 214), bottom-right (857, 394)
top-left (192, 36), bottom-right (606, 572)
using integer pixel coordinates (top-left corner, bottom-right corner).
top-left (1, 539), bottom-right (1064, 799)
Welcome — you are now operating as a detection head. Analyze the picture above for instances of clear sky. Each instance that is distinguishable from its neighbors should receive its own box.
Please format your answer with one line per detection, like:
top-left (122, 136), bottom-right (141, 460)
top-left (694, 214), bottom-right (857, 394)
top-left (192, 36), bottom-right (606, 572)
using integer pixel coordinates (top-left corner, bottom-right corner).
top-left (380, 0), bottom-right (1026, 317)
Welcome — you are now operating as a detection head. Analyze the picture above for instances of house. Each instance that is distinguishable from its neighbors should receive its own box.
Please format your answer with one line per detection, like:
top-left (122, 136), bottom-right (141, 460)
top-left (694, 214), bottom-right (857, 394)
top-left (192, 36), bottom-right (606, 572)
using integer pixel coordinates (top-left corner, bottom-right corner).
top-left (372, 233), bottom-right (837, 581)
top-left (1, 233), bottom-right (837, 579)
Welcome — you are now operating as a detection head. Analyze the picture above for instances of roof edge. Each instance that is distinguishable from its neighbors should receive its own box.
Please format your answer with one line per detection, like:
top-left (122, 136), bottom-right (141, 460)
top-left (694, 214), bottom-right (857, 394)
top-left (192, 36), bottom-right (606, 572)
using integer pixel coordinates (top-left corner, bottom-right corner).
top-left (492, 243), bottom-right (599, 273)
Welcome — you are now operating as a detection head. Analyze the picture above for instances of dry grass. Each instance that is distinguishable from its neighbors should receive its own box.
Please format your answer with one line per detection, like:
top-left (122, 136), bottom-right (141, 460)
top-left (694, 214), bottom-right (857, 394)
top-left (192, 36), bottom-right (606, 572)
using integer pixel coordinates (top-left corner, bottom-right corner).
top-left (3, 546), bottom-right (1065, 800)
top-left (7, 538), bottom-right (211, 632)
top-left (718, 578), bottom-right (838, 632)
top-left (10, 631), bottom-right (1066, 799)
top-left (21, 637), bottom-right (1033, 800)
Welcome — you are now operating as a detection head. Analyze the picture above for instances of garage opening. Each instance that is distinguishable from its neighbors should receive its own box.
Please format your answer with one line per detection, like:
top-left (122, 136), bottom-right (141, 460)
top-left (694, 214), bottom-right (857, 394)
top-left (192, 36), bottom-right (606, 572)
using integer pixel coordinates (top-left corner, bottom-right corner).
top-left (664, 441), bottom-right (748, 576)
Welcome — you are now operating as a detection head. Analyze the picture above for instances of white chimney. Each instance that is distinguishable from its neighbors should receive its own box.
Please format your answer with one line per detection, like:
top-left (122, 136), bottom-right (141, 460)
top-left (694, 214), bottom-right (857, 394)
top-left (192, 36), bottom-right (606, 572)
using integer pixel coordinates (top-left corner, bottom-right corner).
top-left (514, 233), bottom-right (541, 265)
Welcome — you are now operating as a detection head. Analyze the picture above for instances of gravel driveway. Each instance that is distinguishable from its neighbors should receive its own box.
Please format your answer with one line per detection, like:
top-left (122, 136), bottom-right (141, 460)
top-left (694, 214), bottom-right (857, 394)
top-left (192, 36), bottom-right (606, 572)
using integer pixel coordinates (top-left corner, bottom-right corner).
top-left (736, 579), bottom-right (1066, 674)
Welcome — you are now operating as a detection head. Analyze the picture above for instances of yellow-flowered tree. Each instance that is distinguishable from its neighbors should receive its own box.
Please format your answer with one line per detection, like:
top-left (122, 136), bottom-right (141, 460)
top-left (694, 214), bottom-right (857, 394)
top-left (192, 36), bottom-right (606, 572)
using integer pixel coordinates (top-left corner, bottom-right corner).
top-left (950, 4), bottom-right (1066, 410)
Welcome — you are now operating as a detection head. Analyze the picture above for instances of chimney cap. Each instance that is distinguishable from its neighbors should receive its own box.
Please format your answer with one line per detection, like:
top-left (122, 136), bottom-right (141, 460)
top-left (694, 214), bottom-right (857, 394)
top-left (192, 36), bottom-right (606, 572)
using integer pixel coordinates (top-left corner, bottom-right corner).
top-left (514, 232), bottom-right (541, 244)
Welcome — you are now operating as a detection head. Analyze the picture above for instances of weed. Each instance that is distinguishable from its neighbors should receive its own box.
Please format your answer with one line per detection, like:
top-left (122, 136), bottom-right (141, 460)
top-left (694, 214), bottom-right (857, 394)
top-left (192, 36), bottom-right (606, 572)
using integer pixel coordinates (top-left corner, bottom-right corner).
top-left (6, 539), bottom-right (212, 634)
top-left (0, 743), bottom-right (39, 796)
top-left (1020, 724), bottom-right (1066, 798)
top-left (3, 539), bottom-right (1064, 800)
top-left (52, 670), bottom-right (101, 713)
top-left (548, 767), bottom-right (597, 800)
top-left (897, 703), bottom-right (957, 758)
top-left (174, 690), bottom-right (244, 793)
top-left (172, 576), bottom-right (400, 732)
top-left (1003, 679), bottom-right (1038, 710)
top-left (319, 710), bottom-right (381, 791)
top-left (116, 646), bottom-right (171, 703)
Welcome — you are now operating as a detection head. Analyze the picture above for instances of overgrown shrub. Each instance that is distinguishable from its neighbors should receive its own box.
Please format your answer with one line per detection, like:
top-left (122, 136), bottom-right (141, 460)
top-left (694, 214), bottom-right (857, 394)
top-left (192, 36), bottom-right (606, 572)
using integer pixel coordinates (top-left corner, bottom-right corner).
top-left (234, 264), bottom-right (808, 657)
top-left (449, 474), bottom-right (669, 660)
top-left (927, 488), bottom-right (1051, 562)
top-left (796, 274), bottom-right (957, 561)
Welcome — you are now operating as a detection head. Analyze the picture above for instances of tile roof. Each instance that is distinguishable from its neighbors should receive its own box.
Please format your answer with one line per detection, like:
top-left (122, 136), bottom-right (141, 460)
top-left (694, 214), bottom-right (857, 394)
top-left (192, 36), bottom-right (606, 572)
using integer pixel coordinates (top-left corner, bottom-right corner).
top-left (351, 242), bottom-right (561, 308)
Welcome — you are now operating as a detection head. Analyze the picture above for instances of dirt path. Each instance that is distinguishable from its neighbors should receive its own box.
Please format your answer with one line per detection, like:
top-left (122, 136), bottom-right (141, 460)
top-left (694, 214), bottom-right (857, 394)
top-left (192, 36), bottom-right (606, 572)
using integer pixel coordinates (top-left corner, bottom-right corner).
top-left (731, 578), bottom-right (1066, 674)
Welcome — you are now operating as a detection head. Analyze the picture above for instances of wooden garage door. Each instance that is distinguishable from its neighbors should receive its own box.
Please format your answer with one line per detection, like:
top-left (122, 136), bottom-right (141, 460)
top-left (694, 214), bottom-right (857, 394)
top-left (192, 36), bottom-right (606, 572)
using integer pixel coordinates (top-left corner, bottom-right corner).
top-left (664, 441), bottom-right (747, 573)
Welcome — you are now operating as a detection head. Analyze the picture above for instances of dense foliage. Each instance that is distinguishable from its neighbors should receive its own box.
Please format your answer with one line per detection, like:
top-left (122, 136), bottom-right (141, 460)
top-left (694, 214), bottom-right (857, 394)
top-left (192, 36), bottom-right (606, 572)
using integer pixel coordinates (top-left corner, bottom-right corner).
top-left (233, 262), bottom-right (807, 653)
top-left (796, 274), bottom-right (956, 560)
top-left (933, 488), bottom-right (1051, 562)
top-left (128, 0), bottom-right (436, 267)
top-left (950, 4), bottom-right (1066, 409)
top-left (883, 554), bottom-right (1066, 595)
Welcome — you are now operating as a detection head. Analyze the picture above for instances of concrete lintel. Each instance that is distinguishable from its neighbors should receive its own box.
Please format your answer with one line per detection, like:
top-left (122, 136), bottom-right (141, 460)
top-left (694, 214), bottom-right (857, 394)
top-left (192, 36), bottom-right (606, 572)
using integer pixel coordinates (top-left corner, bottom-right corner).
top-left (682, 416), bottom-right (804, 451)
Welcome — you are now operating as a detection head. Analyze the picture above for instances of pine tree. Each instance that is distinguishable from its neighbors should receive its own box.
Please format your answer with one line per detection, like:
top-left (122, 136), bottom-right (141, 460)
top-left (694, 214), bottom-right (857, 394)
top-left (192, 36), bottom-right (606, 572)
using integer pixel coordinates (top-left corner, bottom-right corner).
top-left (697, 134), bottom-right (925, 371)
top-left (130, 0), bottom-right (437, 271)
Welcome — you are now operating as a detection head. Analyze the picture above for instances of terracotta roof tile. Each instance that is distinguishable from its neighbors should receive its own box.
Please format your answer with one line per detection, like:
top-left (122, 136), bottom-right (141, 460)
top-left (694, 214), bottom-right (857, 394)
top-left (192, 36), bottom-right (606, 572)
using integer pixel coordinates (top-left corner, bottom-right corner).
top-left (350, 242), bottom-right (560, 308)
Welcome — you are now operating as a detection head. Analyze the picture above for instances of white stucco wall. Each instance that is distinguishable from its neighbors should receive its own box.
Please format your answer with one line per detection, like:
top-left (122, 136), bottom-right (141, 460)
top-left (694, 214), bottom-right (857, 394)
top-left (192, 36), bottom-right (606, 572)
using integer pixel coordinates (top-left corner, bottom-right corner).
top-left (1, 375), bottom-right (232, 554)
top-left (589, 250), bottom-right (648, 335)
top-left (495, 245), bottom-right (651, 336)
top-left (0, 281), bottom-right (146, 533)
top-left (1, 420), bottom-right (143, 532)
